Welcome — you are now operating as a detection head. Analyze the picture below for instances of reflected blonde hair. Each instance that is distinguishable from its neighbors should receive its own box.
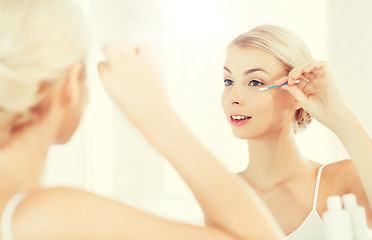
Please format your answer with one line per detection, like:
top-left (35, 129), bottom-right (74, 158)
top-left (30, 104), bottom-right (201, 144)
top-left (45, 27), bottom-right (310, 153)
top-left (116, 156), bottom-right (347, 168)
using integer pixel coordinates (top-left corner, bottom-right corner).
top-left (0, 0), bottom-right (89, 146)
top-left (230, 25), bottom-right (313, 133)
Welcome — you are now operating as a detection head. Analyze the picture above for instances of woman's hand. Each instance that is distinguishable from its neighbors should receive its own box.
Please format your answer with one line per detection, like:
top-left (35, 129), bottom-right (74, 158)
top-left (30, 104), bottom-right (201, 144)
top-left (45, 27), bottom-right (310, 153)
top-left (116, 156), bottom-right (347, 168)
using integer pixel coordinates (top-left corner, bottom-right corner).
top-left (275, 61), bottom-right (350, 131)
top-left (97, 41), bottom-right (172, 125)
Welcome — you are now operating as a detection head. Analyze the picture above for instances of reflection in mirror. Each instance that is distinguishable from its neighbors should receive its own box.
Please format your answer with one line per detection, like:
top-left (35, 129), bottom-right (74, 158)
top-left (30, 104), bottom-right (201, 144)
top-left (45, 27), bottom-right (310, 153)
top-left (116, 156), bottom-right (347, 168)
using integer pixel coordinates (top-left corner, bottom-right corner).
top-left (43, 0), bottom-right (372, 233)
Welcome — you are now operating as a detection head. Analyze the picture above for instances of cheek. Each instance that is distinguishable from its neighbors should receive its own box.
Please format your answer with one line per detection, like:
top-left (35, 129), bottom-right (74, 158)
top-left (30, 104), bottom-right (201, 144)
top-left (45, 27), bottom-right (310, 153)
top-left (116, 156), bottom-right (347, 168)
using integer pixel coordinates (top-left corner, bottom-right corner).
top-left (248, 90), bottom-right (294, 129)
top-left (249, 92), bottom-right (275, 120)
top-left (270, 91), bottom-right (295, 123)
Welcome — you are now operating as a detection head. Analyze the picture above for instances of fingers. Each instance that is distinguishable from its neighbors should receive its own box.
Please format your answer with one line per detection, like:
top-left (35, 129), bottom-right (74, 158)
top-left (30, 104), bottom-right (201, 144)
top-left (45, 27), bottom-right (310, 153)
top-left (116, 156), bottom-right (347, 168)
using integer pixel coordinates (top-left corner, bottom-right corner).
top-left (288, 61), bottom-right (328, 84)
top-left (273, 76), bottom-right (303, 88)
top-left (274, 76), bottom-right (289, 86)
top-left (303, 61), bottom-right (327, 73)
top-left (302, 72), bottom-right (316, 81)
top-left (281, 84), bottom-right (308, 107)
top-left (99, 40), bottom-right (155, 83)
top-left (97, 61), bottom-right (109, 80)
top-left (103, 40), bottom-right (144, 65)
top-left (117, 40), bottom-right (151, 58)
top-left (117, 39), bottom-right (138, 58)
top-left (103, 43), bottom-right (122, 66)
top-left (134, 42), bottom-right (148, 54)
top-left (288, 62), bottom-right (312, 81)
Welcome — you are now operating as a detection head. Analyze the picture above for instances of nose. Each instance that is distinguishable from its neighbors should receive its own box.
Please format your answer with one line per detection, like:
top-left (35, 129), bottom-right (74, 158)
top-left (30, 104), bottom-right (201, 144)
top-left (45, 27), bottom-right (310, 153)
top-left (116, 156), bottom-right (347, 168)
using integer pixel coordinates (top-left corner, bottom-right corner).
top-left (230, 86), bottom-right (244, 105)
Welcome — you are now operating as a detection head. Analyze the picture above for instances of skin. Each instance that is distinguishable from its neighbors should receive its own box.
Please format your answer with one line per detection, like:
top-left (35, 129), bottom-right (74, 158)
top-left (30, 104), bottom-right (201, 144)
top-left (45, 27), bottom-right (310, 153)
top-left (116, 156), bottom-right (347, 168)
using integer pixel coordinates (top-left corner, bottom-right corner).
top-left (222, 45), bottom-right (372, 235)
top-left (0, 43), bottom-right (282, 240)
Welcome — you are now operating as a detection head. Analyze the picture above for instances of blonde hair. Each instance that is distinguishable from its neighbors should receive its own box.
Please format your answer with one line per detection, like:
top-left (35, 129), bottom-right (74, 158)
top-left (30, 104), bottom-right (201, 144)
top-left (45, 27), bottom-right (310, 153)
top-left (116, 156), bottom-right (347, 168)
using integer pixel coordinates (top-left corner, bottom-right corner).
top-left (230, 25), bottom-right (313, 133)
top-left (0, 0), bottom-right (89, 146)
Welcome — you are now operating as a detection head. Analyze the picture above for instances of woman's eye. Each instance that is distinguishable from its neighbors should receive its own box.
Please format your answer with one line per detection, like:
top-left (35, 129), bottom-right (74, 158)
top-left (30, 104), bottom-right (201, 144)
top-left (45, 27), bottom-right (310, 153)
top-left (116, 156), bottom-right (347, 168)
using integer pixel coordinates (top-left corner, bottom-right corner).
top-left (224, 79), bottom-right (234, 86)
top-left (248, 80), bottom-right (263, 87)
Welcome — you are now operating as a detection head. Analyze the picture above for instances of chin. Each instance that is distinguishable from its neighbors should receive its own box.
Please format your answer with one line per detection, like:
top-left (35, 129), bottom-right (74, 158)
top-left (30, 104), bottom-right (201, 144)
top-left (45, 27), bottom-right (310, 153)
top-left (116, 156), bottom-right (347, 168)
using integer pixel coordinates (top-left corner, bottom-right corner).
top-left (231, 126), bottom-right (273, 139)
top-left (232, 125), bottom-right (289, 140)
top-left (232, 132), bottom-right (248, 139)
top-left (232, 130), bottom-right (259, 139)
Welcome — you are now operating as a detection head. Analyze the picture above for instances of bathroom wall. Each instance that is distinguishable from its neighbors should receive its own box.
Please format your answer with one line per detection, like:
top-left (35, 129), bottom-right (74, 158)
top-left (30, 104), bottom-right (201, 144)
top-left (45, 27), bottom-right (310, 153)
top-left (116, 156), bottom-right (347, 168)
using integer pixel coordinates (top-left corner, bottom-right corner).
top-left (327, 0), bottom-right (372, 160)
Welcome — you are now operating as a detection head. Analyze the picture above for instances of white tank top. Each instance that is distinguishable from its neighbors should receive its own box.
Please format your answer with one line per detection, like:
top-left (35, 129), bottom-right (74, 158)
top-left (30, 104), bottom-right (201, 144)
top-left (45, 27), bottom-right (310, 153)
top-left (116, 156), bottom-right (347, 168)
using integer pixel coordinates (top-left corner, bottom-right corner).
top-left (286, 164), bottom-right (326, 240)
top-left (1, 192), bottom-right (27, 240)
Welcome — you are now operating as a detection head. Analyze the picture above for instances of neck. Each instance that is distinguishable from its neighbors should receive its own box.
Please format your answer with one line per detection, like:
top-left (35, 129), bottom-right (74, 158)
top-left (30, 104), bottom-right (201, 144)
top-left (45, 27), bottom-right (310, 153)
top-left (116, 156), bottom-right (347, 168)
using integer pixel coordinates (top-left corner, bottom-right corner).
top-left (0, 116), bottom-right (57, 192)
top-left (242, 127), bottom-right (311, 190)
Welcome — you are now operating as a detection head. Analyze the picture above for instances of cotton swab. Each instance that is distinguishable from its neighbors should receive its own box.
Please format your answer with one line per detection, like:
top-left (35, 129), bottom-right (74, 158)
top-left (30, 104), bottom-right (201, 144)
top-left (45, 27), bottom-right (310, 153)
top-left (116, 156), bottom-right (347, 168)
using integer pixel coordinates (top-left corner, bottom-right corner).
top-left (259, 79), bottom-right (300, 92)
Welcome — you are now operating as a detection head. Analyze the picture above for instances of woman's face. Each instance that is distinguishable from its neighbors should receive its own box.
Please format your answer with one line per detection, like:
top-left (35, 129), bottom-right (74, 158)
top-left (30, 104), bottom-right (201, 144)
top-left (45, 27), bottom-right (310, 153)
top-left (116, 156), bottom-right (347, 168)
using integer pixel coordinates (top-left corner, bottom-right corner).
top-left (221, 45), bottom-right (297, 139)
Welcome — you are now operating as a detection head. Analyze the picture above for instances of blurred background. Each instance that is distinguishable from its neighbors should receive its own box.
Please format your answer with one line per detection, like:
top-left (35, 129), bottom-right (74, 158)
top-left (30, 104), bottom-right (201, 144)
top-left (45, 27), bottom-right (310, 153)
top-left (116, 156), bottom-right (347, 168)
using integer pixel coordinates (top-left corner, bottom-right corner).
top-left (42, 0), bottom-right (372, 225)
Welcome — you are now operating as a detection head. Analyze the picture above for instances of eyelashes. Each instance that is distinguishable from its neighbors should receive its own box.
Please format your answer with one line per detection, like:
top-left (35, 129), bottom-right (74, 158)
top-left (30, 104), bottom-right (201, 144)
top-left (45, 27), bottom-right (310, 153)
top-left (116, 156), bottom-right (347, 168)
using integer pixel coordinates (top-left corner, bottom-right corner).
top-left (224, 79), bottom-right (264, 87)
top-left (248, 80), bottom-right (263, 87)
top-left (224, 79), bottom-right (234, 86)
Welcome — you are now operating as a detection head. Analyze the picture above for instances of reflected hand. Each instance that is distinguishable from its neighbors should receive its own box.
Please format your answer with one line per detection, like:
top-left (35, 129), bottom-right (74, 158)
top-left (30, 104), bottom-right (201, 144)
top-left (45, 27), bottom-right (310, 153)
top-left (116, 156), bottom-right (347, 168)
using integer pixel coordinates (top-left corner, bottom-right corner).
top-left (274, 61), bottom-right (349, 131)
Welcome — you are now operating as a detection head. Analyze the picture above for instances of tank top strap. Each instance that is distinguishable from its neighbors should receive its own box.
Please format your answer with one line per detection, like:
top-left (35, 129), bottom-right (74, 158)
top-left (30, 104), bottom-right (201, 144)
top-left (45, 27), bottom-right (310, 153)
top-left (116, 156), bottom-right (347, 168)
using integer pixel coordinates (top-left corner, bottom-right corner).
top-left (1, 192), bottom-right (27, 240)
top-left (312, 164), bottom-right (327, 210)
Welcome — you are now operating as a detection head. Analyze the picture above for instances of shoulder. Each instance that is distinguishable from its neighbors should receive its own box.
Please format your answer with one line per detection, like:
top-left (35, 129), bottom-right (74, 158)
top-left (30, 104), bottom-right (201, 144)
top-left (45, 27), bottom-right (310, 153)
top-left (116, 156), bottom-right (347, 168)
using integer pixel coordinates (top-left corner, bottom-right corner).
top-left (15, 186), bottom-right (114, 218)
top-left (322, 159), bottom-right (356, 179)
top-left (316, 160), bottom-right (356, 214)
top-left (320, 159), bottom-right (370, 202)
top-left (319, 159), bottom-right (372, 226)
top-left (323, 159), bottom-right (353, 172)
top-left (24, 186), bottom-right (100, 200)
top-left (321, 159), bottom-right (357, 192)
top-left (12, 187), bottom-right (114, 240)
top-left (16, 187), bottom-right (103, 212)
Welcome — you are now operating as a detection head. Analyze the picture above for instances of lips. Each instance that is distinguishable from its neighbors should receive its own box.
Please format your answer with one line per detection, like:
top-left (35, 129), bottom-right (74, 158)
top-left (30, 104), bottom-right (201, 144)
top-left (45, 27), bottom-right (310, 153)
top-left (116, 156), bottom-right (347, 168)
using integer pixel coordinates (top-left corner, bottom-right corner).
top-left (230, 115), bottom-right (252, 125)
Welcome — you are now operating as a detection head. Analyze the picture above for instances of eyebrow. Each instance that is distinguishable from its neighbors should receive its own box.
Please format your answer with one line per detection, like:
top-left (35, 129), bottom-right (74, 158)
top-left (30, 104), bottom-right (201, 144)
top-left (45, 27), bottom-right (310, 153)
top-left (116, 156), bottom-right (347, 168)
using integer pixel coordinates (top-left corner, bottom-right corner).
top-left (224, 66), bottom-right (269, 75)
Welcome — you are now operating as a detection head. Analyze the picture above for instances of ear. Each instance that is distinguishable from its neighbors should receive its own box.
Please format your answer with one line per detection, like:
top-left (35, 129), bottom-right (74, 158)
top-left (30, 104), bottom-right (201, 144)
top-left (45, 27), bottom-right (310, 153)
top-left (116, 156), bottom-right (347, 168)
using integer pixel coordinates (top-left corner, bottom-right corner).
top-left (59, 62), bottom-right (85, 106)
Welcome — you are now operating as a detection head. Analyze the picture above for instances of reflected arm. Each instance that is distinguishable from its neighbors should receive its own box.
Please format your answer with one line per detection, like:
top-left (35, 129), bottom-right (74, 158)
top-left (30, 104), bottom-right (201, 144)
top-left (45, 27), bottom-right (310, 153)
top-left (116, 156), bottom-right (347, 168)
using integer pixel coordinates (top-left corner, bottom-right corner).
top-left (331, 108), bottom-right (372, 225)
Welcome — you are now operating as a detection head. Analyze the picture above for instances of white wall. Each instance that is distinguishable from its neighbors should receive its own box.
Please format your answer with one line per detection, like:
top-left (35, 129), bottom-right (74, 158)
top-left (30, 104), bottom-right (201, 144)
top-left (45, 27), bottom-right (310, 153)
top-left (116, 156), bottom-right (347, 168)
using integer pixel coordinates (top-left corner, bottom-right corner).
top-left (43, 0), bottom-right (369, 224)
top-left (327, 0), bottom-right (372, 161)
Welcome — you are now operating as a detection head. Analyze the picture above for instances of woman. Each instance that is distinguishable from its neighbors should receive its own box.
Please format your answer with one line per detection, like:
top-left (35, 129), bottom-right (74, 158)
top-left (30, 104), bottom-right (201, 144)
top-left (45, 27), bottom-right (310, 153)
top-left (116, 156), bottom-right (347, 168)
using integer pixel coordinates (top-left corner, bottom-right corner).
top-left (222, 24), bottom-right (372, 239)
top-left (0, 1), bottom-right (283, 239)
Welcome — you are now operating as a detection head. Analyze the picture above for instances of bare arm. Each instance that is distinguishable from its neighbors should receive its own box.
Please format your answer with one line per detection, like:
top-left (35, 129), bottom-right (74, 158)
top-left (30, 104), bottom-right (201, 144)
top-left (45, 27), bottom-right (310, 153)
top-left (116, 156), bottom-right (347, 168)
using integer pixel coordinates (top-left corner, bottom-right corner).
top-left (280, 61), bottom-right (372, 224)
top-left (331, 110), bottom-right (372, 225)
top-left (13, 188), bottom-right (257, 240)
